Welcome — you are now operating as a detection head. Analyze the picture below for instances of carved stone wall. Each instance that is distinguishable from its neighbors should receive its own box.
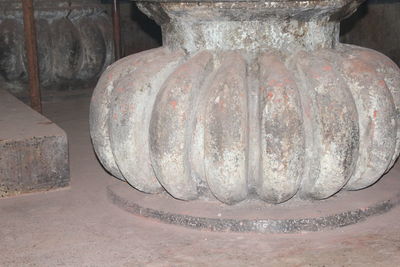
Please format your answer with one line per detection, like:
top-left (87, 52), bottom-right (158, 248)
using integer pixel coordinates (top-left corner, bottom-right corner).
top-left (0, 0), bottom-right (114, 94)
top-left (341, 0), bottom-right (400, 66)
top-left (119, 2), bottom-right (161, 55)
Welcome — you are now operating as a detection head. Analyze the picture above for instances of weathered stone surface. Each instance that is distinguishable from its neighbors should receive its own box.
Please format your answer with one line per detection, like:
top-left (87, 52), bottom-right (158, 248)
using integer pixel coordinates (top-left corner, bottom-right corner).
top-left (90, 0), bottom-right (400, 205)
top-left (0, 0), bottom-right (114, 94)
top-left (0, 89), bottom-right (69, 197)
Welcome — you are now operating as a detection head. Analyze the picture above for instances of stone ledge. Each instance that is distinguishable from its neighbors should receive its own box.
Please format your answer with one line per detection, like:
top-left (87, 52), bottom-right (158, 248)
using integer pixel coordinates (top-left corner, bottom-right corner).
top-left (0, 89), bottom-right (69, 197)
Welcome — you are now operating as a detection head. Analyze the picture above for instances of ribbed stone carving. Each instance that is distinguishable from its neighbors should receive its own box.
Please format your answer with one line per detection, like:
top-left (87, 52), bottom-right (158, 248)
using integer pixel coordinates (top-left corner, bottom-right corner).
top-left (0, 0), bottom-right (114, 92)
top-left (90, 0), bottom-right (400, 205)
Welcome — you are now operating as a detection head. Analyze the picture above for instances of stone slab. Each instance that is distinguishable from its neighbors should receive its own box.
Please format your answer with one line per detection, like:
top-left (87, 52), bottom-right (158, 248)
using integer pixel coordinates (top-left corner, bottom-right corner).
top-left (108, 165), bottom-right (400, 233)
top-left (0, 89), bottom-right (69, 197)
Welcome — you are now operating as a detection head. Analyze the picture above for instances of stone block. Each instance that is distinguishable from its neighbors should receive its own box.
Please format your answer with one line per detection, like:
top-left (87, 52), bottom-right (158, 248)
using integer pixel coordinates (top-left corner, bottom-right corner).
top-left (0, 89), bottom-right (69, 197)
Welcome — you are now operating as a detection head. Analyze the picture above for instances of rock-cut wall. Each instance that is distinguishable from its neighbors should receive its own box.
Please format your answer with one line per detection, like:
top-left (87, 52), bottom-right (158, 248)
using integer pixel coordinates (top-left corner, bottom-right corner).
top-left (0, 0), bottom-right (114, 94)
top-left (341, 0), bottom-right (400, 66)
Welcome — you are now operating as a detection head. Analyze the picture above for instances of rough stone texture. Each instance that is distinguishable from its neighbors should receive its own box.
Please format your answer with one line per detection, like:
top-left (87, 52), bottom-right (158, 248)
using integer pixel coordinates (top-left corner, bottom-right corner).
top-left (0, 89), bottom-right (69, 197)
top-left (90, 0), bottom-right (400, 205)
top-left (341, 0), bottom-right (400, 67)
top-left (0, 0), bottom-right (114, 94)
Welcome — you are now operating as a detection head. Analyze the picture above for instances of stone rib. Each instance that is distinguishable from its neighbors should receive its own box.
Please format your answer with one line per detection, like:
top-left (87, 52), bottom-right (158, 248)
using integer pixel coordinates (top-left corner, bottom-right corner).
top-left (296, 50), bottom-right (359, 199)
top-left (204, 51), bottom-right (249, 204)
top-left (348, 46), bottom-right (400, 172)
top-left (108, 49), bottom-right (184, 193)
top-left (90, 48), bottom-right (167, 181)
top-left (337, 46), bottom-right (397, 190)
top-left (149, 51), bottom-right (213, 200)
top-left (257, 51), bottom-right (305, 203)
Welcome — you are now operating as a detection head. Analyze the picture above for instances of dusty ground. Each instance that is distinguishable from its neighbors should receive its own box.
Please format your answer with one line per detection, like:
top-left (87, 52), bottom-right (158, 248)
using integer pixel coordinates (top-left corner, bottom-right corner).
top-left (1, 96), bottom-right (400, 267)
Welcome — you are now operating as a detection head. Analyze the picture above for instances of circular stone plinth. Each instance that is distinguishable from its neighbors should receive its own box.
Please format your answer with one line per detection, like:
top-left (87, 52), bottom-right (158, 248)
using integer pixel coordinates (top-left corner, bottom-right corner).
top-left (107, 167), bottom-right (400, 233)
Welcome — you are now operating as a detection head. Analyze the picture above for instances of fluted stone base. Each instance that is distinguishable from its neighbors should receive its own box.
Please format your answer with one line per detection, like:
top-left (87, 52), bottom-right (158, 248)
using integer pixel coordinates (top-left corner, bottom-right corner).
top-left (90, 0), bottom-right (400, 206)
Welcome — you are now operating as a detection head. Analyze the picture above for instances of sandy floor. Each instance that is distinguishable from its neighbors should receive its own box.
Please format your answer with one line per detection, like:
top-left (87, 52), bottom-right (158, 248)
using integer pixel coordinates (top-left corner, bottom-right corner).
top-left (1, 96), bottom-right (400, 267)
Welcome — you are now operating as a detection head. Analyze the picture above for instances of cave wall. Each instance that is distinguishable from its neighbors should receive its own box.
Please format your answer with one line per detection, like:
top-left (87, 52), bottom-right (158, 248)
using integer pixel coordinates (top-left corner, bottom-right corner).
top-left (100, 0), bottom-right (161, 56)
top-left (341, 0), bottom-right (400, 66)
top-left (0, 0), bottom-right (114, 95)
top-left (0, 0), bottom-right (161, 96)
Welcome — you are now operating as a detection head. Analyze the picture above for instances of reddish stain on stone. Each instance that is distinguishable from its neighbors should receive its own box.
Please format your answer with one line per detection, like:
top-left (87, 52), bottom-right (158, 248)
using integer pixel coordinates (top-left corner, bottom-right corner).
top-left (267, 92), bottom-right (274, 100)
top-left (116, 87), bottom-right (125, 93)
top-left (268, 80), bottom-right (284, 87)
top-left (347, 58), bottom-right (374, 73)
top-left (283, 77), bottom-right (294, 85)
top-left (311, 70), bottom-right (321, 79)
top-left (378, 80), bottom-right (386, 87)
top-left (218, 99), bottom-right (225, 109)
top-left (374, 110), bottom-right (378, 119)
top-left (322, 65), bottom-right (333, 71)
top-left (170, 100), bottom-right (178, 109)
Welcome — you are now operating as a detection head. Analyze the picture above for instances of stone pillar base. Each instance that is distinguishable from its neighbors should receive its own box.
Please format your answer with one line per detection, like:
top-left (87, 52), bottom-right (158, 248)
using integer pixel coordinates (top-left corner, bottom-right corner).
top-left (90, 0), bottom-right (400, 206)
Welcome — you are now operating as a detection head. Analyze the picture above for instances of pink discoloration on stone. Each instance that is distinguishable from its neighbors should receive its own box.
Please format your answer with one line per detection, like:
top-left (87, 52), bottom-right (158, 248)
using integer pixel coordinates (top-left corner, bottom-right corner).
top-left (322, 65), bottom-right (332, 71)
top-left (169, 100), bottom-right (178, 109)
